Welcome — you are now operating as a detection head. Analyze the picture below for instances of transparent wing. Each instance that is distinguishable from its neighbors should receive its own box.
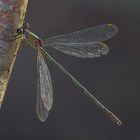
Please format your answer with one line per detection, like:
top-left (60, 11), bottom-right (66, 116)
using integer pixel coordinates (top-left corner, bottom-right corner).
top-left (44, 24), bottom-right (118, 58)
top-left (45, 42), bottom-right (109, 58)
top-left (36, 50), bottom-right (53, 121)
top-left (36, 78), bottom-right (49, 122)
top-left (45, 24), bottom-right (118, 43)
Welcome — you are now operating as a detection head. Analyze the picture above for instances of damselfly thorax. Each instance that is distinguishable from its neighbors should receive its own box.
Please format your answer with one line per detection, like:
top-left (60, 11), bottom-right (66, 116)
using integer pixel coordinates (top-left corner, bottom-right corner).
top-left (24, 30), bottom-right (43, 48)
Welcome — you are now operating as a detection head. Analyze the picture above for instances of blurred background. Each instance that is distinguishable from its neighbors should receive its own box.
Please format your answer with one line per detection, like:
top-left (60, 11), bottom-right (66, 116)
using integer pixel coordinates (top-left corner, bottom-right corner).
top-left (0, 0), bottom-right (140, 140)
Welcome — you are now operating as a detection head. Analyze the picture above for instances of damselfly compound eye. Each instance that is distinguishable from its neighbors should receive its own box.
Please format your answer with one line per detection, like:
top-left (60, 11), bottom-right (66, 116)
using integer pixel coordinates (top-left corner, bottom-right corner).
top-left (17, 28), bottom-right (22, 34)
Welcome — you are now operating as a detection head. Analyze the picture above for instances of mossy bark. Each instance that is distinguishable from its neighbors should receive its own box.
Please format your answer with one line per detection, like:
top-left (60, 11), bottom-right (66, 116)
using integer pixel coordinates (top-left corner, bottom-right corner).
top-left (0, 0), bottom-right (28, 107)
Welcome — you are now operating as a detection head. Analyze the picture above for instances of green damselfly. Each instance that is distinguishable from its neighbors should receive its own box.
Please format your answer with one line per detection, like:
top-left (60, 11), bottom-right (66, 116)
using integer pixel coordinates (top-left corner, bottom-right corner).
top-left (12, 22), bottom-right (122, 125)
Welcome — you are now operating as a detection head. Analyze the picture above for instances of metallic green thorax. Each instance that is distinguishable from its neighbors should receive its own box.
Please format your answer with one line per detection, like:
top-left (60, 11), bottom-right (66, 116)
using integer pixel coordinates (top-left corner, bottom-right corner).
top-left (24, 29), bottom-right (42, 48)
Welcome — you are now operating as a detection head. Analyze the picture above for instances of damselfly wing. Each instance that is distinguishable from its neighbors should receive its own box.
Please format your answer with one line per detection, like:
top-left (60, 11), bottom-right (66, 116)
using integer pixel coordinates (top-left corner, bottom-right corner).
top-left (36, 50), bottom-right (53, 121)
top-left (45, 24), bottom-right (118, 58)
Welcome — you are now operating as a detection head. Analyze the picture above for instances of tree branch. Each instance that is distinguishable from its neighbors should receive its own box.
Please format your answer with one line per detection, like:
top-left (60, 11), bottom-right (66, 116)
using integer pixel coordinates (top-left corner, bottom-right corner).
top-left (0, 0), bottom-right (28, 107)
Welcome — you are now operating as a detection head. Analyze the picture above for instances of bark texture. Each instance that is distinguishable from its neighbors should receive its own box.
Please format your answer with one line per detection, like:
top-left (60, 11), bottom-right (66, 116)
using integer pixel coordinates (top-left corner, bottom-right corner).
top-left (0, 0), bottom-right (28, 107)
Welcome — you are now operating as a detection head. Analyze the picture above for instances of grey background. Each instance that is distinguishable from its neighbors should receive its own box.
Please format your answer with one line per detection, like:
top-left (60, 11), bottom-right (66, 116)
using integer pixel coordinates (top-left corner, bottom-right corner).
top-left (0, 0), bottom-right (140, 140)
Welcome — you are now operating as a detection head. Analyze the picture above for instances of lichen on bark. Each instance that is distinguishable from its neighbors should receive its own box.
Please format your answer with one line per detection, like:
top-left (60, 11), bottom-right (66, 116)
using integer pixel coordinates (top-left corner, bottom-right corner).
top-left (0, 0), bottom-right (28, 107)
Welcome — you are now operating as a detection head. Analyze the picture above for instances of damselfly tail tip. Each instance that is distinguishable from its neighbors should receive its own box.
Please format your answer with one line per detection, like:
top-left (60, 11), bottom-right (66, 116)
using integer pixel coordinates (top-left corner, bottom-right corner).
top-left (105, 111), bottom-right (122, 126)
top-left (116, 120), bottom-right (123, 126)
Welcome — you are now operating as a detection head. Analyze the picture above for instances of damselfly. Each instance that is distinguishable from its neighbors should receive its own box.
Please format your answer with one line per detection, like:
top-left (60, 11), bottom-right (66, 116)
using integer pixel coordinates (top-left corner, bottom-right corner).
top-left (12, 22), bottom-right (122, 125)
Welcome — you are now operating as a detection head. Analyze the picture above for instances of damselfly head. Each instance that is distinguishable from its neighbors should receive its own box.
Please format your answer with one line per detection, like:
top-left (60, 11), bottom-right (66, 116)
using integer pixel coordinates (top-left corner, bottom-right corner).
top-left (16, 22), bottom-right (30, 35)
